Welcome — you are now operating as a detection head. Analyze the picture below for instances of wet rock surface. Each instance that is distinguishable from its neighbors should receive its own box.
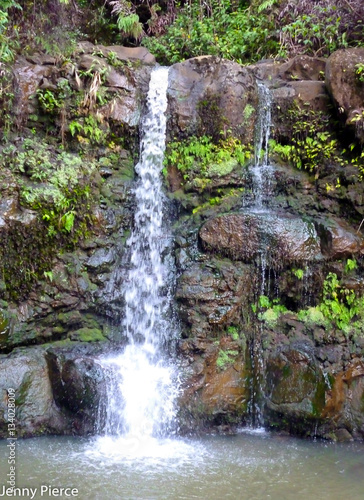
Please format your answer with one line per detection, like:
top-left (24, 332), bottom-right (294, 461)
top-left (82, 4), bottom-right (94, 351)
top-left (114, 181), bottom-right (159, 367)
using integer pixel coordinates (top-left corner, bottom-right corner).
top-left (199, 212), bottom-right (321, 263)
top-left (167, 56), bottom-right (258, 143)
top-left (325, 48), bottom-right (364, 143)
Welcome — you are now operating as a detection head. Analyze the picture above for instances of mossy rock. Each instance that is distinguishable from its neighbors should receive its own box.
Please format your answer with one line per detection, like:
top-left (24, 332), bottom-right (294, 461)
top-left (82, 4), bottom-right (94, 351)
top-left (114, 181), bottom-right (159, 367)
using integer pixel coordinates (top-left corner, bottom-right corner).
top-left (68, 327), bottom-right (106, 342)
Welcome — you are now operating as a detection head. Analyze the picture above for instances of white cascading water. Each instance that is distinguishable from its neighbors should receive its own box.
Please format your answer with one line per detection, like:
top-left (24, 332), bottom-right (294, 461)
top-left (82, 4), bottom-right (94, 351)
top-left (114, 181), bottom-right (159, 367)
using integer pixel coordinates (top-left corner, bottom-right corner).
top-left (251, 82), bottom-right (274, 209)
top-left (95, 67), bottom-right (180, 451)
top-left (248, 82), bottom-right (274, 428)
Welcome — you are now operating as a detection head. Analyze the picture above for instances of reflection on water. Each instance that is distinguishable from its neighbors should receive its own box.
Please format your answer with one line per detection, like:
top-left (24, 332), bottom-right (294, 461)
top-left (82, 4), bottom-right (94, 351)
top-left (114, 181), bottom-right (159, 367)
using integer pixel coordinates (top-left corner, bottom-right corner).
top-left (1, 432), bottom-right (363, 500)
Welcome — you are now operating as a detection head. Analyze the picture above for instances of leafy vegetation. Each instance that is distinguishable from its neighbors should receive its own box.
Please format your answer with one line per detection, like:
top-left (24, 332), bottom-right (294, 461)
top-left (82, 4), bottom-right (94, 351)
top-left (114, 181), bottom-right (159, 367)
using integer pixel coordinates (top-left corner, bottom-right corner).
top-left (143, 0), bottom-right (279, 64)
top-left (142, 0), bottom-right (364, 64)
top-left (317, 272), bottom-right (364, 330)
top-left (1, 0), bottom-right (363, 66)
top-left (270, 104), bottom-right (364, 177)
top-left (251, 295), bottom-right (288, 328)
top-left (355, 63), bottom-right (364, 83)
top-left (1, 138), bottom-right (96, 238)
top-left (216, 348), bottom-right (239, 370)
top-left (165, 134), bottom-right (252, 182)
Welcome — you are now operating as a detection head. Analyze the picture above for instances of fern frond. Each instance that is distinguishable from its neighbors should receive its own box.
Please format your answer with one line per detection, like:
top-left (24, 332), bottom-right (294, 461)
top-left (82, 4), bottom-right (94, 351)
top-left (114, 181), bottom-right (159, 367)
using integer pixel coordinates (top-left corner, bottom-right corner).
top-left (117, 14), bottom-right (143, 39)
top-left (257, 0), bottom-right (277, 13)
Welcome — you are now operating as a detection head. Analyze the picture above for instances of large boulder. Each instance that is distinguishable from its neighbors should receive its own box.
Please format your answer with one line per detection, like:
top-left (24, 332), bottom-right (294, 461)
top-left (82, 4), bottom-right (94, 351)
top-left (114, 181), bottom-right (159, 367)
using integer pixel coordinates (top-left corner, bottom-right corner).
top-left (176, 259), bottom-right (253, 338)
top-left (315, 217), bottom-right (364, 259)
top-left (322, 360), bottom-right (364, 440)
top-left (178, 335), bottom-right (249, 431)
top-left (262, 323), bottom-right (364, 440)
top-left (264, 341), bottom-right (326, 425)
top-left (0, 347), bottom-right (68, 438)
top-left (199, 211), bottom-right (321, 263)
top-left (13, 58), bottom-right (57, 120)
top-left (45, 342), bottom-right (107, 434)
top-left (167, 56), bottom-right (258, 143)
top-left (248, 55), bottom-right (326, 82)
top-left (325, 48), bottom-right (364, 142)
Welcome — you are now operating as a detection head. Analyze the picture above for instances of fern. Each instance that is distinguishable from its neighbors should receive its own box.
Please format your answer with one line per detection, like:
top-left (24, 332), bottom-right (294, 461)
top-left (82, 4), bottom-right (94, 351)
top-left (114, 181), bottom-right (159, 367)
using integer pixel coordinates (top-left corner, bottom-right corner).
top-left (117, 14), bottom-right (143, 39)
top-left (257, 0), bottom-right (277, 13)
top-left (107, 0), bottom-right (143, 39)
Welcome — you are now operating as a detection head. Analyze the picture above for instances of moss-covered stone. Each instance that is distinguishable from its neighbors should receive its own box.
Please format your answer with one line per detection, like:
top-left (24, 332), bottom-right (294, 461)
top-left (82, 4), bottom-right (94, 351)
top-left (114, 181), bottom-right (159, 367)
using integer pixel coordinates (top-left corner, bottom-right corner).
top-left (68, 327), bottom-right (106, 342)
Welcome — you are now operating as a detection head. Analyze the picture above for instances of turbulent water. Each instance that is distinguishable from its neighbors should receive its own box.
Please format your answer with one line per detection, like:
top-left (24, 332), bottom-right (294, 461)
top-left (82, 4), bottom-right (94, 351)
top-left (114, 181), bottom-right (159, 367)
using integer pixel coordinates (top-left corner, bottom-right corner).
top-left (2, 433), bottom-right (364, 500)
top-left (97, 67), bottom-right (179, 440)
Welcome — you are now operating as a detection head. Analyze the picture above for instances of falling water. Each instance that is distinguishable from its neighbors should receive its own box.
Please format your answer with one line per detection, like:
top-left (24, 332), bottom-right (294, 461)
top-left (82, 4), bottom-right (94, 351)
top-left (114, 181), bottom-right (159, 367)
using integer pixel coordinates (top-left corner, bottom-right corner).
top-left (248, 82), bottom-right (275, 427)
top-left (250, 82), bottom-right (275, 299)
top-left (97, 67), bottom-right (179, 442)
top-left (251, 82), bottom-right (274, 208)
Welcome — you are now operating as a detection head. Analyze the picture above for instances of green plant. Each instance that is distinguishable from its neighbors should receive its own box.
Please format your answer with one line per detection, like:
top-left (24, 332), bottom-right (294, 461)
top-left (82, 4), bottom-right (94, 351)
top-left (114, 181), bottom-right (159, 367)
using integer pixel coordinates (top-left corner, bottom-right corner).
top-left (278, 5), bottom-right (349, 58)
top-left (191, 187), bottom-right (244, 214)
top-left (270, 133), bottom-right (338, 173)
top-left (165, 134), bottom-right (252, 181)
top-left (106, 0), bottom-right (143, 40)
top-left (270, 105), bottom-right (343, 174)
top-left (216, 348), bottom-right (239, 370)
top-left (2, 139), bottom-right (95, 238)
top-left (37, 89), bottom-right (63, 114)
top-left (293, 268), bottom-right (304, 280)
top-left (227, 325), bottom-right (239, 341)
top-left (251, 295), bottom-right (288, 326)
top-left (69, 116), bottom-right (108, 145)
top-left (142, 0), bottom-right (279, 65)
top-left (257, 0), bottom-right (278, 13)
top-left (345, 258), bottom-right (358, 273)
top-left (318, 272), bottom-right (363, 329)
top-left (258, 295), bottom-right (271, 309)
top-left (0, 66), bottom-right (15, 139)
top-left (43, 270), bottom-right (54, 282)
top-left (0, 1), bottom-right (21, 63)
top-left (355, 63), bottom-right (364, 83)
top-left (297, 306), bottom-right (330, 328)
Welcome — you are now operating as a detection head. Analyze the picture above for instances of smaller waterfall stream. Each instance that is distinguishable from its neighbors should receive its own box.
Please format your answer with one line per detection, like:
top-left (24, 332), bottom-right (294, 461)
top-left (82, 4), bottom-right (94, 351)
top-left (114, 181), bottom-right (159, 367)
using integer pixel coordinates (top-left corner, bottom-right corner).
top-left (247, 81), bottom-right (275, 427)
top-left (96, 67), bottom-right (179, 449)
top-left (251, 82), bottom-right (274, 209)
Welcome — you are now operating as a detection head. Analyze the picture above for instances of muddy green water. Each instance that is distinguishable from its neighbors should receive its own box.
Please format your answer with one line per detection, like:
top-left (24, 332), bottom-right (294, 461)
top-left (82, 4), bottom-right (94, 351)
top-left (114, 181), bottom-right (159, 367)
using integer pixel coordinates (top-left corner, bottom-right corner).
top-left (1, 430), bottom-right (363, 500)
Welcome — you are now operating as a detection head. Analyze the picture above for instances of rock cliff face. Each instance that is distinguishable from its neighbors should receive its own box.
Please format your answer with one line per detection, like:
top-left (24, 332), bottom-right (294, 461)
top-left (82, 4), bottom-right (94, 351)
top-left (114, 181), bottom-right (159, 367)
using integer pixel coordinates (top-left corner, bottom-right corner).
top-left (1, 47), bottom-right (364, 441)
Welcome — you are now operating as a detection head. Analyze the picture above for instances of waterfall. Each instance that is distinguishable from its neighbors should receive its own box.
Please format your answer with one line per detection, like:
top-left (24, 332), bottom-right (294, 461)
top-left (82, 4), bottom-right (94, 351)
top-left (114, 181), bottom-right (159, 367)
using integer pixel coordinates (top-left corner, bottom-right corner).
top-left (247, 82), bottom-right (275, 428)
top-left (251, 82), bottom-right (274, 209)
top-left (97, 67), bottom-right (179, 441)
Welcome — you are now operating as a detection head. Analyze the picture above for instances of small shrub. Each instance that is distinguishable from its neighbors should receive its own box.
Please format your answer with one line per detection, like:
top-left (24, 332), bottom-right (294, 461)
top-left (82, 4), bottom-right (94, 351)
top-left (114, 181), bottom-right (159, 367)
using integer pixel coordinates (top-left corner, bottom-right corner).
top-left (216, 349), bottom-right (239, 370)
top-left (165, 134), bottom-right (252, 181)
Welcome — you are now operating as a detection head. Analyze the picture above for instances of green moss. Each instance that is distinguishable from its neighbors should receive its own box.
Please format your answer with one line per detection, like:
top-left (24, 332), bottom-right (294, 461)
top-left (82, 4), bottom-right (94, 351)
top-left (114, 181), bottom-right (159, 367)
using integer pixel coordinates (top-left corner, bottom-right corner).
top-left (0, 309), bottom-right (9, 335)
top-left (282, 364), bottom-right (291, 378)
top-left (68, 327), bottom-right (106, 342)
top-left (243, 104), bottom-right (255, 123)
top-left (312, 376), bottom-right (326, 416)
top-left (0, 138), bottom-right (102, 301)
top-left (227, 326), bottom-right (239, 340)
top-left (206, 158), bottom-right (238, 178)
top-left (297, 307), bottom-right (330, 328)
top-left (216, 349), bottom-right (239, 370)
top-left (260, 308), bottom-right (281, 328)
top-left (51, 326), bottom-right (67, 335)
top-left (57, 311), bottom-right (82, 326)
top-left (15, 374), bottom-right (32, 407)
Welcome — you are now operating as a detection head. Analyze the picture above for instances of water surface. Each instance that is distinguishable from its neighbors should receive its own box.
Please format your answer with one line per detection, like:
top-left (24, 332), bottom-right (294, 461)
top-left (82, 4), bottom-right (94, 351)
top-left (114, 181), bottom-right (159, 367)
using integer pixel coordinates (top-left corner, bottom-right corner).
top-left (1, 431), bottom-right (363, 500)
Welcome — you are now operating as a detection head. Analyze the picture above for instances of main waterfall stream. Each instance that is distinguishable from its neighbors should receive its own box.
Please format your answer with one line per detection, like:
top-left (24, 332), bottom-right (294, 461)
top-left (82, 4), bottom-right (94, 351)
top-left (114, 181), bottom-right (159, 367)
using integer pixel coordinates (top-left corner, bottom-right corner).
top-left (95, 67), bottom-right (179, 450)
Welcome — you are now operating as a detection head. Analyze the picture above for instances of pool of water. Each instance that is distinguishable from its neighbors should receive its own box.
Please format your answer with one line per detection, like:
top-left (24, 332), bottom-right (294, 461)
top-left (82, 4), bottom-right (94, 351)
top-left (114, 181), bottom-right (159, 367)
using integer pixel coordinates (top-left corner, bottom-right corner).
top-left (1, 430), bottom-right (363, 500)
